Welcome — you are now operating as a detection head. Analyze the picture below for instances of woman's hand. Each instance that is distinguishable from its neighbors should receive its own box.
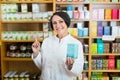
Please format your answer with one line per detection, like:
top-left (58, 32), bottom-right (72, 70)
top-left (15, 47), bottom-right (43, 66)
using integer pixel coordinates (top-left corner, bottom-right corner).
top-left (65, 57), bottom-right (74, 70)
top-left (31, 39), bottom-right (41, 58)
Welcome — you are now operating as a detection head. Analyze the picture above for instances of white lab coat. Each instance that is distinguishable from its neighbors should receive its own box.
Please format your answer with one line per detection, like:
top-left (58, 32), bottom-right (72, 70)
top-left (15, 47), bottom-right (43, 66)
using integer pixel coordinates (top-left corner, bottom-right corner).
top-left (32, 34), bottom-right (84, 80)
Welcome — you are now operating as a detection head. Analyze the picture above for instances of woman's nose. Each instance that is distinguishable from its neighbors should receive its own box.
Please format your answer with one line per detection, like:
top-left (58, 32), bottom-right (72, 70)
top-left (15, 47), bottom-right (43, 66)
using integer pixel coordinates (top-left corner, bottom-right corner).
top-left (56, 22), bottom-right (61, 27)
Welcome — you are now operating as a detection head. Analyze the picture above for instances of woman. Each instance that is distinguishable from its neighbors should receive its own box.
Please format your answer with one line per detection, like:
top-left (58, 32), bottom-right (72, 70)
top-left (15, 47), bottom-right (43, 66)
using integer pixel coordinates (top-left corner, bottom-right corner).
top-left (31, 11), bottom-right (84, 80)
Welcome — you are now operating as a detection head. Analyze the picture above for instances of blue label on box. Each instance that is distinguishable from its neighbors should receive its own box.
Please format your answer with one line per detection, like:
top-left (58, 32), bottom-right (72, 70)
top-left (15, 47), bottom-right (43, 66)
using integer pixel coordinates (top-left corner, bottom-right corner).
top-left (67, 44), bottom-right (78, 59)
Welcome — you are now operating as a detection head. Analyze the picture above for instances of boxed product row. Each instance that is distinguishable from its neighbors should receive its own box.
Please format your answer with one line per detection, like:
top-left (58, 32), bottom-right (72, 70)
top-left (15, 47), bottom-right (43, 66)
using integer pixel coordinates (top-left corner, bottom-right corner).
top-left (57, 0), bottom-right (120, 2)
top-left (57, 0), bottom-right (89, 2)
top-left (1, 3), bottom-right (53, 21)
top-left (57, 5), bottom-right (89, 20)
top-left (68, 28), bottom-right (89, 37)
top-left (92, 56), bottom-right (120, 70)
top-left (1, 0), bottom-right (49, 2)
top-left (4, 71), bottom-right (88, 80)
top-left (1, 4), bottom-right (52, 13)
top-left (6, 43), bottom-right (32, 58)
top-left (2, 11), bottom-right (53, 21)
top-left (2, 31), bottom-right (53, 40)
top-left (91, 72), bottom-right (120, 80)
top-left (92, 8), bottom-right (120, 20)
top-left (91, 21), bottom-right (120, 37)
top-left (92, 0), bottom-right (120, 2)
top-left (91, 38), bottom-right (120, 54)
top-left (4, 71), bottom-right (31, 80)
top-left (91, 42), bottom-right (120, 54)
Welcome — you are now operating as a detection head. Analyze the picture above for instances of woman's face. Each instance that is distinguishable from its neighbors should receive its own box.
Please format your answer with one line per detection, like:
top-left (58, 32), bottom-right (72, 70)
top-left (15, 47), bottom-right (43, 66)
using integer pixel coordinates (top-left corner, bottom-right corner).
top-left (52, 15), bottom-right (68, 38)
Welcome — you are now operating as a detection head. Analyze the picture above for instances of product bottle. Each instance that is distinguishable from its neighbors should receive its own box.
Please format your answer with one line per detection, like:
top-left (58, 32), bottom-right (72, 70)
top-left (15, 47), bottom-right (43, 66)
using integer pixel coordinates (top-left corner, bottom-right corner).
top-left (79, 7), bottom-right (84, 19)
top-left (73, 7), bottom-right (80, 19)
top-left (84, 7), bottom-right (89, 19)
top-left (84, 56), bottom-right (88, 70)
top-left (66, 5), bottom-right (73, 19)
top-left (83, 72), bottom-right (88, 80)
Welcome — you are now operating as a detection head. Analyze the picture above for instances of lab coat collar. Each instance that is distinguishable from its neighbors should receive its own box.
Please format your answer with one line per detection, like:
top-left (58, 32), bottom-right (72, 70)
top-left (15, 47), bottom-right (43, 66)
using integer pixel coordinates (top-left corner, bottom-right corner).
top-left (54, 34), bottom-right (71, 43)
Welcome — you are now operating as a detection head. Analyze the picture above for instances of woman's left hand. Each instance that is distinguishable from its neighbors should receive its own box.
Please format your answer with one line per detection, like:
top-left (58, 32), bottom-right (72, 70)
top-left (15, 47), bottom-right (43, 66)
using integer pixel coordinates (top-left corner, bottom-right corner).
top-left (65, 57), bottom-right (74, 70)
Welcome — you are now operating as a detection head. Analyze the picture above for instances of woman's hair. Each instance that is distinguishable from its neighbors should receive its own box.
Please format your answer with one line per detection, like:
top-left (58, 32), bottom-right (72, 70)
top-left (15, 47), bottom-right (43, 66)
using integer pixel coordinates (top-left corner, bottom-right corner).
top-left (49, 11), bottom-right (71, 30)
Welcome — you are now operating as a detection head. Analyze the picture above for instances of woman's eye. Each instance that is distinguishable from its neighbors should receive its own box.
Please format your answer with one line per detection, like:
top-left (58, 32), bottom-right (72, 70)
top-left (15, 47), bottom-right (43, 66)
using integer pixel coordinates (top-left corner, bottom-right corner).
top-left (59, 21), bottom-right (64, 23)
top-left (52, 22), bottom-right (57, 25)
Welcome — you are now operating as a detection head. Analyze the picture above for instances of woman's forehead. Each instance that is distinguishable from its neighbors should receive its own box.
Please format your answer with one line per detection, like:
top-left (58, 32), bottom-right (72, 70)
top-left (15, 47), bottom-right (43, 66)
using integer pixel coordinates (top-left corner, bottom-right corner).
top-left (52, 15), bottom-right (64, 21)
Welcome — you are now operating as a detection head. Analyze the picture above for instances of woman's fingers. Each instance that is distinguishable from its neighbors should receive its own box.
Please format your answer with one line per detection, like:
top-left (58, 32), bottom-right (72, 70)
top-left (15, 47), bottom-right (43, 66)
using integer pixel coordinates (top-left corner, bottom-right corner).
top-left (66, 57), bottom-right (74, 65)
top-left (32, 40), bottom-right (40, 48)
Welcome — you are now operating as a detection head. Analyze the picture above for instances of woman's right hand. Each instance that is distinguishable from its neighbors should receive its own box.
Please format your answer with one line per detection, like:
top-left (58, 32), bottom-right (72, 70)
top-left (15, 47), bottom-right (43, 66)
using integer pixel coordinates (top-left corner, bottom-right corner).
top-left (31, 39), bottom-right (41, 58)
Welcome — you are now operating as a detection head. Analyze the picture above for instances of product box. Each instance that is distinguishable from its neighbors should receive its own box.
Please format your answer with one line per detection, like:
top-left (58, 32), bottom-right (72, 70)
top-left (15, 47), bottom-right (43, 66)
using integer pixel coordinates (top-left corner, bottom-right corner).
top-left (103, 26), bottom-right (111, 35)
top-left (83, 28), bottom-right (89, 36)
top-left (110, 21), bottom-right (117, 26)
top-left (32, 4), bottom-right (40, 12)
top-left (92, 9), bottom-right (98, 19)
top-left (108, 56), bottom-right (115, 70)
top-left (91, 43), bottom-right (97, 54)
top-left (102, 59), bottom-right (108, 70)
top-left (105, 9), bottom-right (111, 20)
top-left (112, 43), bottom-right (118, 53)
top-left (67, 44), bottom-right (78, 59)
top-left (112, 26), bottom-right (119, 36)
top-left (91, 21), bottom-right (97, 36)
top-left (98, 9), bottom-right (104, 20)
top-left (68, 28), bottom-right (78, 37)
top-left (96, 59), bottom-right (102, 70)
top-left (92, 59), bottom-right (96, 70)
top-left (21, 4), bottom-right (28, 12)
top-left (97, 43), bottom-right (104, 54)
top-left (112, 9), bottom-right (118, 19)
top-left (119, 9), bottom-right (120, 19)
top-left (97, 26), bottom-right (103, 36)
top-left (117, 59), bottom-right (120, 69)
top-left (112, 0), bottom-right (118, 2)
top-left (104, 43), bottom-right (110, 53)
top-left (91, 76), bottom-right (97, 80)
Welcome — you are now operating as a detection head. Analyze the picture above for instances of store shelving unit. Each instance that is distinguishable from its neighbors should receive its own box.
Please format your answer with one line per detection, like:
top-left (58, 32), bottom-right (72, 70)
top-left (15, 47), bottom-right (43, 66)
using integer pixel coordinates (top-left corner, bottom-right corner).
top-left (0, 0), bottom-right (120, 80)
top-left (0, 0), bottom-right (54, 80)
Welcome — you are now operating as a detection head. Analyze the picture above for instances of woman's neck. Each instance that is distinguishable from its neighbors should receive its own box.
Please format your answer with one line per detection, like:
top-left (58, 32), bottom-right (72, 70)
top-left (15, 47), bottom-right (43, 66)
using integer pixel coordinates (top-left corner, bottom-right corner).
top-left (57, 32), bottom-right (69, 40)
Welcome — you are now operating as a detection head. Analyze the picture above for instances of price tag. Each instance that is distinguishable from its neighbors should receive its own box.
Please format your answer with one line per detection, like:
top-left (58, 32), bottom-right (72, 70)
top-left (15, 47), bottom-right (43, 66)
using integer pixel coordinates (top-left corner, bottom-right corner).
top-left (102, 36), bottom-right (115, 41)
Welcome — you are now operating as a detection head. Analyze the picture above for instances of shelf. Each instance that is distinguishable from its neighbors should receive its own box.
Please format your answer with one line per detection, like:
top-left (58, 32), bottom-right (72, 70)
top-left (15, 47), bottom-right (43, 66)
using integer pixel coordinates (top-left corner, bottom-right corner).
top-left (91, 54), bottom-right (120, 56)
top-left (91, 70), bottom-right (120, 72)
top-left (0, 0), bottom-right (120, 80)
top-left (1, 0), bottom-right (53, 3)
top-left (91, 36), bottom-right (120, 39)
top-left (1, 20), bottom-right (49, 23)
top-left (84, 54), bottom-right (89, 56)
top-left (3, 57), bottom-right (32, 61)
top-left (55, 2), bottom-right (90, 4)
top-left (91, 2), bottom-right (120, 5)
top-left (91, 19), bottom-right (120, 21)
top-left (1, 40), bottom-right (43, 42)
top-left (71, 19), bottom-right (90, 22)
top-left (83, 70), bottom-right (89, 72)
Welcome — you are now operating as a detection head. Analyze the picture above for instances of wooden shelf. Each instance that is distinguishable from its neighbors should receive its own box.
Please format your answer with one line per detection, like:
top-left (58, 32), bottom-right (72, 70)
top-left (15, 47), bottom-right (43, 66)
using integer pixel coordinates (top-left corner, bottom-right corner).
top-left (55, 2), bottom-right (90, 4)
top-left (91, 2), bottom-right (120, 5)
top-left (0, 0), bottom-right (120, 80)
top-left (91, 54), bottom-right (120, 56)
top-left (91, 19), bottom-right (120, 21)
top-left (1, 0), bottom-right (53, 3)
top-left (1, 20), bottom-right (49, 23)
top-left (91, 70), bottom-right (120, 72)
top-left (3, 57), bottom-right (32, 61)
top-left (71, 19), bottom-right (90, 22)
top-left (1, 40), bottom-right (43, 42)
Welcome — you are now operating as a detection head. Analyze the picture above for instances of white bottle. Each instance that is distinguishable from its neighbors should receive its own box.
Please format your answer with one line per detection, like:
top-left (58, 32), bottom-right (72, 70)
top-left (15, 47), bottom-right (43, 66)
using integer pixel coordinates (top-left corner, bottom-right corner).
top-left (84, 7), bottom-right (89, 19)
top-left (84, 56), bottom-right (88, 70)
top-left (83, 72), bottom-right (88, 80)
top-left (78, 7), bottom-right (84, 19)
